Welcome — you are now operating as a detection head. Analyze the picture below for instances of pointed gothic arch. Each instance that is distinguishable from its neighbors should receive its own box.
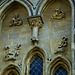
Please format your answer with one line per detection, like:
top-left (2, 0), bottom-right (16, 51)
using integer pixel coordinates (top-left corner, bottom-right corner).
top-left (0, 1), bottom-right (30, 47)
top-left (22, 46), bottom-right (48, 75)
top-left (1, 64), bottom-right (21, 75)
top-left (38, 0), bottom-right (74, 15)
top-left (48, 56), bottom-right (72, 75)
top-left (0, 0), bottom-right (30, 31)
top-left (0, 0), bottom-right (32, 20)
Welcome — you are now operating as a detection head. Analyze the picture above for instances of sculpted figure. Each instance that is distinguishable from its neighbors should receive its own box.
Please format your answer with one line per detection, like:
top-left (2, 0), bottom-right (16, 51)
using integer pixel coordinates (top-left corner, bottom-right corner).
top-left (4, 48), bottom-right (19, 61)
top-left (54, 37), bottom-right (68, 54)
top-left (58, 37), bottom-right (68, 48)
top-left (4, 44), bottom-right (21, 61)
top-left (14, 13), bottom-right (23, 26)
top-left (51, 8), bottom-right (65, 20)
top-left (9, 13), bottom-right (23, 27)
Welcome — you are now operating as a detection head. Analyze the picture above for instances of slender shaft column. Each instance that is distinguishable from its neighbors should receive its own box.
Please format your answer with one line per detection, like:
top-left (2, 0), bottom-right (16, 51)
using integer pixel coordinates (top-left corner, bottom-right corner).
top-left (27, 16), bottom-right (43, 45)
top-left (32, 26), bottom-right (38, 39)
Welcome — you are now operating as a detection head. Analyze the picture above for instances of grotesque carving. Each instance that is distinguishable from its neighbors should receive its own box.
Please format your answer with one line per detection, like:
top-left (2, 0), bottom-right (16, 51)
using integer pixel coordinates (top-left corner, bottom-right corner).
top-left (27, 16), bottom-right (43, 45)
top-left (54, 37), bottom-right (68, 54)
top-left (51, 8), bottom-right (65, 20)
top-left (4, 44), bottom-right (21, 61)
top-left (9, 13), bottom-right (23, 27)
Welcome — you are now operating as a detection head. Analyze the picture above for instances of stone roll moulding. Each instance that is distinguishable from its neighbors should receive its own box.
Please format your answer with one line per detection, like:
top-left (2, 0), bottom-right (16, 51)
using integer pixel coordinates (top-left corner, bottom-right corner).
top-left (27, 15), bottom-right (44, 45)
top-left (0, 0), bottom-right (32, 20)
top-left (48, 56), bottom-right (72, 75)
top-left (26, 0), bottom-right (44, 15)
top-left (22, 46), bottom-right (47, 75)
top-left (0, 64), bottom-right (22, 75)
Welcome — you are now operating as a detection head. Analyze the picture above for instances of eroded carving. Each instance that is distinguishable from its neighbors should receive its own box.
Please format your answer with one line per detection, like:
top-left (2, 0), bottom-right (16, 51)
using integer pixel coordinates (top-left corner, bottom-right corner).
top-left (27, 16), bottom-right (43, 45)
top-left (18, 61), bottom-right (22, 69)
top-left (54, 37), bottom-right (68, 54)
top-left (4, 44), bottom-right (21, 61)
top-left (28, 18), bottom-right (43, 28)
top-left (4, 46), bottom-right (10, 50)
top-left (9, 13), bottom-right (23, 27)
top-left (16, 44), bottom-right (21, 50)
top-left (51, 8), bottom-right (65, 20)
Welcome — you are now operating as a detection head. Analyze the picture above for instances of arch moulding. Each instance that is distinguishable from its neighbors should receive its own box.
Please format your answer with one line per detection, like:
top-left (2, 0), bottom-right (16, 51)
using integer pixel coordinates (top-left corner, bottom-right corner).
top-left (48, 55), bottom-right (72, 75)
top-left (0, 0), bottom-right (32, 18)
top-left (0, 63), bottom-right (23, 75)
top-left (22, 46), bottom-right (49, 75)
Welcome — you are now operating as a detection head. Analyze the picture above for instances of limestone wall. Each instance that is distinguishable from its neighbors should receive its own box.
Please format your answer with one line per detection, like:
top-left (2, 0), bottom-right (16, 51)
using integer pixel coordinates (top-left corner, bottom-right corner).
top-left (0, 0), bottom-right (74, 75)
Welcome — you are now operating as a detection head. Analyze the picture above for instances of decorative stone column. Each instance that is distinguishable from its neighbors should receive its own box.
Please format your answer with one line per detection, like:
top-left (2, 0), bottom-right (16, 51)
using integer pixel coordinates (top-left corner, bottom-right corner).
top-left (27, 15), bottom-right (43, 45)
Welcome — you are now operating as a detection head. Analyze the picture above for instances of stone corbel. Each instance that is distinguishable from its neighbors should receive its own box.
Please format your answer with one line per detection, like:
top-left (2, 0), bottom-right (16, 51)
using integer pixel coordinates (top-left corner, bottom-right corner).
top-left (27, 15), bottom-right (44, 45)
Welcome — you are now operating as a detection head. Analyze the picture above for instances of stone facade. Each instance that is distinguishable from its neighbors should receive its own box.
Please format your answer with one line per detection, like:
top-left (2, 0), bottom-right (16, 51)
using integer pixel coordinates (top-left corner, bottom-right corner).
top-left (0, 0), bottom-right (75, 75)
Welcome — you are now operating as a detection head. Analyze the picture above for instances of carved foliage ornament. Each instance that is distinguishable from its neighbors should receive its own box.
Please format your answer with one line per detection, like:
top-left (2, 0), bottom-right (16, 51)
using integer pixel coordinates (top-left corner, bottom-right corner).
top-left (4, 44), bottom-right (21, 61)
top-left (54, 37), bottom-right (68, 54)
top-left (28, 17), bottom-right (43, 28)
top-left (51, 8), bottom-right (65, 20)
top-left (9, 13), bottom-right (23, 27)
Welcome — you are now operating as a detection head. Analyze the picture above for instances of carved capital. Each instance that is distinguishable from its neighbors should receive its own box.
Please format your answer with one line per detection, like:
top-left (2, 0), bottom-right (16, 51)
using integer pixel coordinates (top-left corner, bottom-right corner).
top-left (27, 15), bottom-right (43, 28)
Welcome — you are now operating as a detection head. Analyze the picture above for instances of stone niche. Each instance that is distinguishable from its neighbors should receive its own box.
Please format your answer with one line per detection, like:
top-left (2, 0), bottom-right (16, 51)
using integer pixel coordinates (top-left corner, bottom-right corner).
top-left (1, 2), bottom-right (30, 47)
top-left (0, 2), bottom-right (30, 69)
top-left (42, 0), bottom-right (72, 59)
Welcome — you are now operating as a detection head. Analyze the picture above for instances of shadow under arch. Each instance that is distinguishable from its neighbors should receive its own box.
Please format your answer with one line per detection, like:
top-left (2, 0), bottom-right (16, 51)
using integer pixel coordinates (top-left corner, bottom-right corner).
top-left (0, 0), bottom-right (32, 19)
top-left (0, 63), bottom-right (21, 75)
top-left (22, 46), bottom-right (48, 75)
top-left (48, 55), bottom-right (72, 75)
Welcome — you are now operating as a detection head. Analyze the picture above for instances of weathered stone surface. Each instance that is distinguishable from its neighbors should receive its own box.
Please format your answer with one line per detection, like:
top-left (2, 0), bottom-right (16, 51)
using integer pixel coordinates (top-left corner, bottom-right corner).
top-left (0, 0), bottom-right (74, 75)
